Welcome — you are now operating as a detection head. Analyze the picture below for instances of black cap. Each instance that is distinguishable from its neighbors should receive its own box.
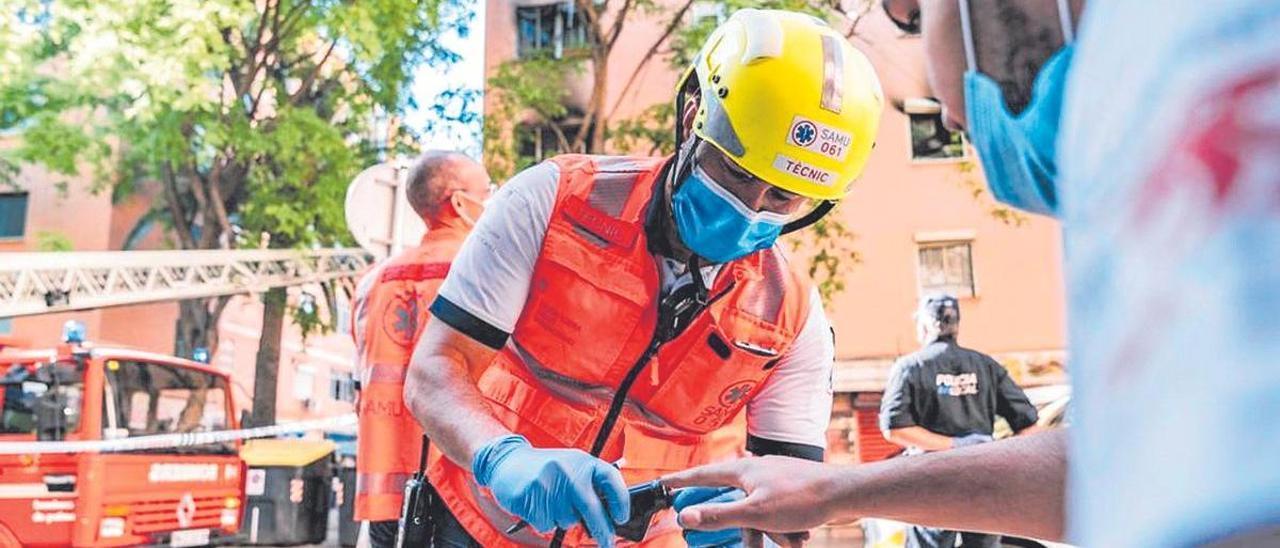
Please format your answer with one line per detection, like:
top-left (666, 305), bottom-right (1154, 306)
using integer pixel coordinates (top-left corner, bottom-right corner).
top-left (917, 294), bottom-right (960, 325)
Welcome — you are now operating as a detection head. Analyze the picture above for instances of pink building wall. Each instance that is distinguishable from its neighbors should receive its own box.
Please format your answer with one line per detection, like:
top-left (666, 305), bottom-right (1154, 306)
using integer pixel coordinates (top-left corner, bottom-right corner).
top-left (213, 290), bottom-right (357, 423)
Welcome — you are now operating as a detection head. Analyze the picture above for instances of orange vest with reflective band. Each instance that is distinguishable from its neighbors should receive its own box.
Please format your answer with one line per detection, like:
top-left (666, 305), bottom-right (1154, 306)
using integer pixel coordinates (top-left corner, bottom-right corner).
top-left (427, 155), bottom-right (812, 547)
top-left (351, 227), bottom-right (468, 521)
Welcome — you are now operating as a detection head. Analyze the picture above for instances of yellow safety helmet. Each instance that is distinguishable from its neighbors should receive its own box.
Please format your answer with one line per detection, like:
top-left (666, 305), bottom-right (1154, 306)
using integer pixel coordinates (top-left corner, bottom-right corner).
top-left (677, 9), bottom-right (883, 202)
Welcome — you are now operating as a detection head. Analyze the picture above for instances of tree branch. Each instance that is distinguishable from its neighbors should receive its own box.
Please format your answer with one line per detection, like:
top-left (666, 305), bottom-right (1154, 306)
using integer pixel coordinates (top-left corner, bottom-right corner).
top-left (237, 0), bottom-right (277, 99)
top-left (606, 0), bottom-right (635, 50)
top-left (243, 0), bottom-right (313, 119)
top-left (836, 0), bottom-right (876, 39)
top-left (289, 40), bottom-right (338, 106)
top-left (275, 1), bottom-right (312, 44)
top-left (606, 0), bottom-right (696, 122)
top-left (161, 163), bottom-right (196, 249)
top-left (545, 119), bottom-right (572, 152)
top-left (203, 159), bottom-right (235, 244)
top-left (206, 294), bottom-right (234, 354)
top-left (187, 163), bottom-right (211, 214)
top-left (247, 65), bottom-right (272, 121)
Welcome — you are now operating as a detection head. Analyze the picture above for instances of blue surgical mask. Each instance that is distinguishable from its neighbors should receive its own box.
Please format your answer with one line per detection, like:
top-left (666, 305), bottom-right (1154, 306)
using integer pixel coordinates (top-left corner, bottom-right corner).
top-left (672, 164), bottom-right (787, 263)
top-left (959, 0), bottom-right (1074, 217)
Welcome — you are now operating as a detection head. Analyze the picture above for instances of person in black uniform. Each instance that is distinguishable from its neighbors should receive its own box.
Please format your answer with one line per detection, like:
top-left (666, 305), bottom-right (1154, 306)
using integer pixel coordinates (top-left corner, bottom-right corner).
top-left (879, 294), bottom-right (1042, 548)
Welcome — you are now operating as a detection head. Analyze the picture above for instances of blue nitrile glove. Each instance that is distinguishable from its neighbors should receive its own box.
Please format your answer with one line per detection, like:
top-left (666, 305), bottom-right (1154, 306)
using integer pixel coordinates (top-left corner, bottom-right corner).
top-left (952, 433), bottom-right (994, 449)
top-left (471, 434), bottom-right (630, 547)
top-left (673, 486), bottom-right (746, 548)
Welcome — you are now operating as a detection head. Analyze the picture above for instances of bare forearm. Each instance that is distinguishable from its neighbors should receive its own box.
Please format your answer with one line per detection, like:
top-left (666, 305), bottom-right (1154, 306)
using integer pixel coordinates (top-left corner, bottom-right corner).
top-left (885, 426), bottom-right (954, 452)
top-left (1017, 424), bottom-right (1045, 437)
top-left (403, 325), bottom-right (509, 469)
top-left (834, 429), bottom-right (1067, 540)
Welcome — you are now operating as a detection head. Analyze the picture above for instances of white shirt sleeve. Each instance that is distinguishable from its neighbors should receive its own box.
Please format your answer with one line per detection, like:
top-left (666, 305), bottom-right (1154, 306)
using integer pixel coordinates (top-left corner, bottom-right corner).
top-left (436, 161), bottom-right (560, 333)
top-left (746, 286), bottom-right (835, 449)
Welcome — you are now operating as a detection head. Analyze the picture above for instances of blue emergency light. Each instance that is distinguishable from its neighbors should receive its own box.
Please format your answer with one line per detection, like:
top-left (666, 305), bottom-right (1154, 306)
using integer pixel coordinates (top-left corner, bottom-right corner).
top-left (61, 320), bottom-right (87, 344)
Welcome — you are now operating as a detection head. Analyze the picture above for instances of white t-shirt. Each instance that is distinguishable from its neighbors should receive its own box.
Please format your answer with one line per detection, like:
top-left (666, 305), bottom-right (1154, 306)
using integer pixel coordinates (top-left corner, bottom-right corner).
top-left (437, 161), bottom-right (835, 450)
top-left (1055, 1), bottom-right (1280, 544)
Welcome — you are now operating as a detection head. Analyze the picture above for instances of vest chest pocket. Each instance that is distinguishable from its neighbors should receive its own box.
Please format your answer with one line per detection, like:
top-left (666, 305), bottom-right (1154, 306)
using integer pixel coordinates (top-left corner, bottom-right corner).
top-left (515, 221), bottom-right (653, 384)
top-left (638, 314), bottom-right (781, 435)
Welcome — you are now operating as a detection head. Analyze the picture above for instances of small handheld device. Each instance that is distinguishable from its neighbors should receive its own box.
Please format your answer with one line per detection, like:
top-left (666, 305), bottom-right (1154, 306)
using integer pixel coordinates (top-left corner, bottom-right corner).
top-left (615, 480), bottom-right (674, 542)
top-left (396, 436), bottom-right (435, 548)
top-left (503, 479), bottom-right (674, 542)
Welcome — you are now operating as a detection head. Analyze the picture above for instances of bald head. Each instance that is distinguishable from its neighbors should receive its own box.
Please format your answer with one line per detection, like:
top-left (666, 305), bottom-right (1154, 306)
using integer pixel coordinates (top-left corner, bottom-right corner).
top-left (405, 151), bottom-right (490, 224)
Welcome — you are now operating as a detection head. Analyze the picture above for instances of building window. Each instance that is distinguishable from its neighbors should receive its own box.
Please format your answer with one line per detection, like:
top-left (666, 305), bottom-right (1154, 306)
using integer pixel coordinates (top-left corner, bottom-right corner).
top-left (328, 370), bottom-right (357, 403)
top-left (517, 124), bottom-right (558, 162)
top-left (516, 119), bottom-right (586, 162)
top-left (0, 192), bottom-right (29, 239)
top-left (904, 98), bottom-right (966, 162)
top-left (293, 365), bottom-right (316, 406)
top-left (517, 2), bottom-right (589, 59)
top-left (0, 318), bottom-right (10, 335)
top-left (917, 241), bottom-right (976, 298)
top-left (102, 360), bottom-right (232, 450)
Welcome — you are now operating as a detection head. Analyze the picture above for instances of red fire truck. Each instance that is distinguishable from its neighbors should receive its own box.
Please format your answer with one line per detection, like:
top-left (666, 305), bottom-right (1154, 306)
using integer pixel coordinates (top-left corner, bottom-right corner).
top-left (0, 324), bottom-right (245, 546)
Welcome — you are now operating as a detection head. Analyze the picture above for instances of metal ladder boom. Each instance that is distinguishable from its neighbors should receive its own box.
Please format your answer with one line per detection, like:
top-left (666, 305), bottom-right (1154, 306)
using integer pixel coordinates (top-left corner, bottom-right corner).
top-left (0, 248), bottom-right (371, 318)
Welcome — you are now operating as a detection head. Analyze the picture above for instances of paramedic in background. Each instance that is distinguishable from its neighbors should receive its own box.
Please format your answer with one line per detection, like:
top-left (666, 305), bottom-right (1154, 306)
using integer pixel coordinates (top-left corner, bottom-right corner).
top-left (879, 295), bottom-right (1039, 548)
top-left (349, 150), bottom-right (490, 548)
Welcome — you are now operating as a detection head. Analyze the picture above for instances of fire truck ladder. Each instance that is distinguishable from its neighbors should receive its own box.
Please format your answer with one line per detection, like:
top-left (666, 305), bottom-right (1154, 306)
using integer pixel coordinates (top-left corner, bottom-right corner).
top-left (0, 248), bottom-right (371, 318)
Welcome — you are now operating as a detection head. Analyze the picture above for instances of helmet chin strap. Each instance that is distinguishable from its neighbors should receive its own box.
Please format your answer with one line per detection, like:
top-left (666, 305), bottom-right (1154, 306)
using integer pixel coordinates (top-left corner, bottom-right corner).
top-left (782, 199), bottom-right (836, 234)
top-left (671, 131), bottom-right (710, 305)
top-left (686, 254), bottom-right (710, 306)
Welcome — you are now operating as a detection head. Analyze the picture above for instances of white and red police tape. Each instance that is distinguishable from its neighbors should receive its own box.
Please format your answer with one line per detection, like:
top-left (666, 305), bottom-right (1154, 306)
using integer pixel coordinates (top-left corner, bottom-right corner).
top-left (0, 414), bottom-right (355, 455)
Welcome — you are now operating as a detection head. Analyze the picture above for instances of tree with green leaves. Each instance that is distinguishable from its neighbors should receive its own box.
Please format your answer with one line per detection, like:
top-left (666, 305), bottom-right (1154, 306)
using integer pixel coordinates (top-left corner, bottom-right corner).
top-left (0, 0), bottom-right (466, 425)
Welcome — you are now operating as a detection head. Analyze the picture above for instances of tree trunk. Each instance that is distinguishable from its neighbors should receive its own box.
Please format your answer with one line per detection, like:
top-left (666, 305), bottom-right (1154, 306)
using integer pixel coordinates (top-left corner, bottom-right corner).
top-left (249, 287), bottom-right (287, 427)
top-left (588, 48), bottom-right (609, 152)
top-left (174, 299), bottom-right (216, 359)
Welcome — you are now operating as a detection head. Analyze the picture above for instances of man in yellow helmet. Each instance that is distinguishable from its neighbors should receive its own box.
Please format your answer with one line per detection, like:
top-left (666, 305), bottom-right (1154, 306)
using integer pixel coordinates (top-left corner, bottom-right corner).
top-left (403, 9), bottom-right (882, 547)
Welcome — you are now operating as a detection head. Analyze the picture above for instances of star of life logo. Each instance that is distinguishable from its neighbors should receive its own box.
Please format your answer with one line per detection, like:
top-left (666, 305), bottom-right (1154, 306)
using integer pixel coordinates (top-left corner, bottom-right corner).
top-left (785, 115), bottom-right (853, 162)
top-left (791, 120), bottom-right (817, 146)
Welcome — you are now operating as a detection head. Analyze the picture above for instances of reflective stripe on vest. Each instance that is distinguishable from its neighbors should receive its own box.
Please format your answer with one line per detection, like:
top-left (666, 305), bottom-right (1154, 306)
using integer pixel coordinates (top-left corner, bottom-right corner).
top-left (366, 362), bottom-right (409, 385)
top-left (356, 471), bottom-right (413, 496)
top-left (427, 154), bottom-right (812, 546)
top-left (381, 262), bottom-right (450, 283)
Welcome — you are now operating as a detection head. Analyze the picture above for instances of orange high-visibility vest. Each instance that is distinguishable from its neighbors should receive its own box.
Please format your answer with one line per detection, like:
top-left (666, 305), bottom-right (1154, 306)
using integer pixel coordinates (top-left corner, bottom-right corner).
top-left (427, 155), bottom-right (812, 547)
top-left (351, 226), bottom-right (468, 522)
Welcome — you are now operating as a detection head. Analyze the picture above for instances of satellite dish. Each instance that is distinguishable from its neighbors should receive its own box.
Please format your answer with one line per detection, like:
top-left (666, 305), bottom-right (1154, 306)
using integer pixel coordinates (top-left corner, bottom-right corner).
top-left (344, 160), bottom-right (426, 259)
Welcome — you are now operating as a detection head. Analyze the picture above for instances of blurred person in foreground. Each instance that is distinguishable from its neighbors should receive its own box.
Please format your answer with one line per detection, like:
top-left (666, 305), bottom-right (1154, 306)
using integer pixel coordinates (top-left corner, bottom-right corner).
top-left (666, 0), bottom-right (1280, 546)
